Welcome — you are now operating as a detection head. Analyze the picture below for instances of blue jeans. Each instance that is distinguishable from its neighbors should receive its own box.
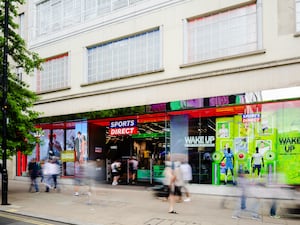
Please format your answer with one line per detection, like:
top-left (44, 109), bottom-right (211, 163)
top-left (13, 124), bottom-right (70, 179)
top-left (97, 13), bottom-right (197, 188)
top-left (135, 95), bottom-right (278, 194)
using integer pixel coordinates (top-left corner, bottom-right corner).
top-left (31, 177), bottom-right (39, 192)
top-left (270, 200), bottom-right (277, 216)
top-left (241, 195), bottom-right (246, 209)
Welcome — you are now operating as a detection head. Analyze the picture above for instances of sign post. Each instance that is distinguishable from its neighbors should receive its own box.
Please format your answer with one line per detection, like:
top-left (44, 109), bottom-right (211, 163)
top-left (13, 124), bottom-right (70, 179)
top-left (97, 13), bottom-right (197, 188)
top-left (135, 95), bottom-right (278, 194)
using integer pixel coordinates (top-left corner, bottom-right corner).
top-left (1, 0), bottom-right (10, 205)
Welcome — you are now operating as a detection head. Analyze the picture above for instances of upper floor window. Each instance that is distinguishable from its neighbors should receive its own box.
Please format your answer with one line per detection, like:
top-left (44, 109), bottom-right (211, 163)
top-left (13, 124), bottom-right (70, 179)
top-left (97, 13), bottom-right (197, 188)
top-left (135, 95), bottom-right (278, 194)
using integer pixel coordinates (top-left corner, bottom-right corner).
top-left (37, 54), bottom-right (69, 93)
top-left (36, 0), bottom-right (81, 36)
top-left (184, 1), bottom-right (263, 64)
top-left (35, 0), bottom-right (145, 37)
top-left (18, 13), bottom-right (25, 39)
top-left (296, 0), bottom-right (300, 32)
top-left (86, 28), bottom-right (161, 83)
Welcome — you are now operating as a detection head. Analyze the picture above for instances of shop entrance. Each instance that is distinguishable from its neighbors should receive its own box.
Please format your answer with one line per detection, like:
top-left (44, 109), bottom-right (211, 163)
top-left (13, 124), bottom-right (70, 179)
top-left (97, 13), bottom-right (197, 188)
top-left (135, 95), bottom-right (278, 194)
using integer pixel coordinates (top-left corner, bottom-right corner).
top-left (187, 118), bottom-right (215, 184)
top-left (105, 119), bottom-right (169, 185)
top-left (105, 137), bottom-right (167, 184)
top-left (188, 149), bottom-right (213, 184)
top-left (132, 138), bottom-right (167, 184)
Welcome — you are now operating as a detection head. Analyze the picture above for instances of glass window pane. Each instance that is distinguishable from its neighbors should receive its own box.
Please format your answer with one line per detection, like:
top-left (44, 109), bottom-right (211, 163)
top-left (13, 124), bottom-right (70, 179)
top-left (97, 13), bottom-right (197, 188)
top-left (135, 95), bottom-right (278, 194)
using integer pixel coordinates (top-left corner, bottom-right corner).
top-left (87, 29), bottom-right (161, 83)
top-left (37, 55), bottom-right (69, 92)
top-left (185, 4), bottom-right (260, 63)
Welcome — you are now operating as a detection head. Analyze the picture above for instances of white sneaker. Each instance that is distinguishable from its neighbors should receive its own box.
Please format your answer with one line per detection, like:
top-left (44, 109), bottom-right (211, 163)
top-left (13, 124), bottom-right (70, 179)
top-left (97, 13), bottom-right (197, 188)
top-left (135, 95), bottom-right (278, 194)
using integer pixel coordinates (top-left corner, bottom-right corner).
top-left (251, 215), bottom-right (261, 220)
top-left (74, 192), bottom-right (79, 196)
top-left (270, 215), bottom-right (280, 219)
top-left (184, 198), bottom-right (191, 202)
top-left (232, 215), bottom-right (240, 219)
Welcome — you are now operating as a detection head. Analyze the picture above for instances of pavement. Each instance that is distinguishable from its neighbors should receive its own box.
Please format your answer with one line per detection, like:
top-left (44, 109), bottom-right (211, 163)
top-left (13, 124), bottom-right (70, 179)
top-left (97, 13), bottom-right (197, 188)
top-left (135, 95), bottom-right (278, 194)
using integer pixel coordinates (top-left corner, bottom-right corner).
top-left (0, 177), bottom-right (299, 225)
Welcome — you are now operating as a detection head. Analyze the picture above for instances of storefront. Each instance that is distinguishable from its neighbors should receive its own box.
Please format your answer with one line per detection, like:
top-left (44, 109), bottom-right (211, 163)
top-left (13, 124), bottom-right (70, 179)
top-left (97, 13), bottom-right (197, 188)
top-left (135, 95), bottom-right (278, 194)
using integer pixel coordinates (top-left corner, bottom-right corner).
top-left (17, 91), bottom-right (300, 186)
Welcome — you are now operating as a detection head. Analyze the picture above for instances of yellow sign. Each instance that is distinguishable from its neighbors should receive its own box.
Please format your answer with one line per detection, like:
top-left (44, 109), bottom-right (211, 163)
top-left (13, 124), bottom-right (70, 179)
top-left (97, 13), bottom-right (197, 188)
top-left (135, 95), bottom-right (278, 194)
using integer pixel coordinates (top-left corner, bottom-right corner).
top-left (61, 150), bottom-right (75, 162)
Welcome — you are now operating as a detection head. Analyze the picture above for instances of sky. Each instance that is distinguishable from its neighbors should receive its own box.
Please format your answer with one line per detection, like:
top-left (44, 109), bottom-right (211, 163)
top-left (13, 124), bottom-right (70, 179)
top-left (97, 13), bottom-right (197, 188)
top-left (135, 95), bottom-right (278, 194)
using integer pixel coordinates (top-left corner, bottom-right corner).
top-left (261, 86), bottom-right (300, 101)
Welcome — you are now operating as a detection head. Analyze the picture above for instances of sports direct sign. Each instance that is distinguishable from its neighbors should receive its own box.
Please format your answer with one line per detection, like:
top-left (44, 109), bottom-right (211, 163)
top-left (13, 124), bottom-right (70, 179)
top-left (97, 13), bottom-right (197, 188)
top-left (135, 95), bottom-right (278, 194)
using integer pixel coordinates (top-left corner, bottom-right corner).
top-left (109, 119), bottom-right (138, 136)
top-left (242, 113), bottom-right (261, 123)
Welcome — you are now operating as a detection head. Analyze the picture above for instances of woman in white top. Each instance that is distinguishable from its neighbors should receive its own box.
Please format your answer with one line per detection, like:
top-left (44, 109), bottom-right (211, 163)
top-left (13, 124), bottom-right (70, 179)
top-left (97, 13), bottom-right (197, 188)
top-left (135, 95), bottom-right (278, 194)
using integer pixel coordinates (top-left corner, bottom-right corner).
top-left (111, 160), bottom-right (121, 185)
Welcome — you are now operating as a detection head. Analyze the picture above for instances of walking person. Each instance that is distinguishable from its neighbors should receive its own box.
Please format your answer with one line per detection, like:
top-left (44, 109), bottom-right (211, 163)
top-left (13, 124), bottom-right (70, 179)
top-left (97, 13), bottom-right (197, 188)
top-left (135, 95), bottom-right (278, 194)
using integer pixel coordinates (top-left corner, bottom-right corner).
top-left (129, 156), bottom-right (138, 184)
top-left (28, 158), bottom-right (41, 193)
top-left (43, 159), bottom-right (59, 192)
top-left (232, 169), bottom-right (248, 219)
top-left (163, 160), bottom-right (183, 214)
top-left (180, 160), bottom-right (192, 202)
top-left (73, 160), bottom-right (85, 196)
top-left (43, 159), bottom-right (52, 192)
top-left (268, 173), bottom-right (284, 219)
top-left (111, 159), bottom-right (121, 185)
top-left (51, 158), bottom-right (61, 191)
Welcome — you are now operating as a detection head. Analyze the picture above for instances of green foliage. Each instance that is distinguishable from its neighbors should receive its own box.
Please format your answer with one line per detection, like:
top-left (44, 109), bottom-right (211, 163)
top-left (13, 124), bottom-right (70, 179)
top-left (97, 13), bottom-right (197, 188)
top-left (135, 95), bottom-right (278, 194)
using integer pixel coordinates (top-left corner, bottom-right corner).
top-left (0, 0), bottom-right (43, 158)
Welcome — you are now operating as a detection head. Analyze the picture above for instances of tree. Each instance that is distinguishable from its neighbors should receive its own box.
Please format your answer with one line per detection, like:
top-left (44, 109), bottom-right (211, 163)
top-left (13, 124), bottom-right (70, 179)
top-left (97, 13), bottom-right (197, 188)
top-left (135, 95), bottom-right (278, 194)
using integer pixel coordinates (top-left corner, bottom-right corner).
top-left (0, 0), bottom-right (43, 158)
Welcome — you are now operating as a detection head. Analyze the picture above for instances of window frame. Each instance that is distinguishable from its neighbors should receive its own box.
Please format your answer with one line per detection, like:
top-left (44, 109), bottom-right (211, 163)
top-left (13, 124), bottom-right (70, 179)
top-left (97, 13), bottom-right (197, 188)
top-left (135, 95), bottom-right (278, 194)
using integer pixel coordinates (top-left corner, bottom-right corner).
top-left (37, 53), bottom-right (70, 93)
top-left (85, 28), bottom-right (163, 84)
top-left (183, 0), bottom-right (263, 65)
top-left (296, 0), bottom-right (300, 34)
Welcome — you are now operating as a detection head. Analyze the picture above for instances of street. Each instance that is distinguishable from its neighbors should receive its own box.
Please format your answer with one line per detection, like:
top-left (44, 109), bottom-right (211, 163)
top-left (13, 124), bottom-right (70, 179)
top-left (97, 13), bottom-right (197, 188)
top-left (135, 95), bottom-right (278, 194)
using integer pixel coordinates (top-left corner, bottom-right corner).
top-left (0, 211), bottom-right (70, 225)
top-left (0, 179), bottom-right (299, 225)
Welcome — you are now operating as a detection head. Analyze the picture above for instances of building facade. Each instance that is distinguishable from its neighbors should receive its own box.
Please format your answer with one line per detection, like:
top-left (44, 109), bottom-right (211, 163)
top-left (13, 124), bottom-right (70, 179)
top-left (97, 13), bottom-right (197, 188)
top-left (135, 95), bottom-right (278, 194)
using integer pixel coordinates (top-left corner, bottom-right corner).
top-left (12, 0), bottom-right (300, 185)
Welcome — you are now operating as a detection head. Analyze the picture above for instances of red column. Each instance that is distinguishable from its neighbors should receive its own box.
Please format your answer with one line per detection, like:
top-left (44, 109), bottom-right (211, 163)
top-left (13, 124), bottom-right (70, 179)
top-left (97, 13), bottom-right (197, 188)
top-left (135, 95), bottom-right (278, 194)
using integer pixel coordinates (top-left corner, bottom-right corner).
top-left (35, 142), bottom-right (40, 162)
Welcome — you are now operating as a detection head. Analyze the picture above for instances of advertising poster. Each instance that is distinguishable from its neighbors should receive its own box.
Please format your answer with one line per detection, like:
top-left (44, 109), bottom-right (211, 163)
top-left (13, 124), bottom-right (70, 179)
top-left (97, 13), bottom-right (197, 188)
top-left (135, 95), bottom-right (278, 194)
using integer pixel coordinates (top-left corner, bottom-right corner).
top-left (216, 117), bottom-right (234, 151)
top-left (39, 129), bottom-right (51, 160)
top-left (238, 122), bottom-right (254, 138)
top-left (234, 115), bottom-right (253, 155)
top-left (217, 121), bottom-right (230, 138)
top-left (215, 118), bottom-right (234, 182)
top-left (257, 114), bottom-right (274, 136)
top-left (276, 107), bottom-right (300, 185)
top-left (255, 139), bottom-right (272, 156)
top-left (234, 137), bottom-right (248, 153)
top-left (75, 121), bottom-right (88, 162)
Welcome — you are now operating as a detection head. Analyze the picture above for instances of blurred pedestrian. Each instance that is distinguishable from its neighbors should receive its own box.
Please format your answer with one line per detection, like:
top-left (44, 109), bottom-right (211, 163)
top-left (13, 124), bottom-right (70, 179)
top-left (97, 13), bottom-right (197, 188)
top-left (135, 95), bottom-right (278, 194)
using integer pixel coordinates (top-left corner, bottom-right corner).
top-left (232, 166), bottom-right (264, 220)
top-left (129, 156), bottom-right (138, 184)
top-left (28, 158), bottom-right (41, 193)
top-left (51, 158), bottom-right (61, 191)
top-left (39, 160), bottom-right (45, 183)
top-left (267, 173), bottom-right (286, 219)
top-left (85, 160), bottom-right (98, 204)
top-left (163, 160), bottom-right (182, 214)
top-left (73, 160), bottom-right (85, 196)
top-left (111, 159), bottom-right (121, 185)
top-left (43, 158), bottom-right (60, 192)
top-left (174, 161), bottom-right (184, 203)
top-left (180, 160), bottom-right (192, 202)
top-left (232, 168), bottom-right (248, 219)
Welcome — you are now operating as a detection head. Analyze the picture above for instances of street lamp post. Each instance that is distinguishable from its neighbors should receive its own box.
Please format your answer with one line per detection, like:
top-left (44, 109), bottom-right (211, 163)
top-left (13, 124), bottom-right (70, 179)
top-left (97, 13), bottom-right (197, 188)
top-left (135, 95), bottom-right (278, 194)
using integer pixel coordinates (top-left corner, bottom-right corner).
top-left (1, 0), bottom-right (10, 205)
